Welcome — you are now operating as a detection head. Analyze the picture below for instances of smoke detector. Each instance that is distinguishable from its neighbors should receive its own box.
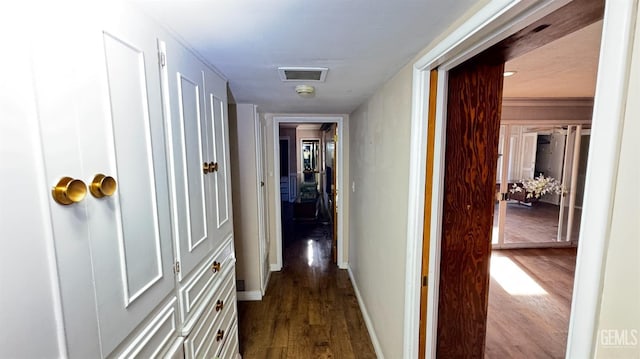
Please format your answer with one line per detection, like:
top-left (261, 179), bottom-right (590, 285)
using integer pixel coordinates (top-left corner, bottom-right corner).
top-left (295, 85), bottom-right (315, 97)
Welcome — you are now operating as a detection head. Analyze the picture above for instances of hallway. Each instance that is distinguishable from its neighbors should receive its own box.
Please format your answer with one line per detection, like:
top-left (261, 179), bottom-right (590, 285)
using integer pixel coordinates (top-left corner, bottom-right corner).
top-left (237, 220), bottom-right (376, 358)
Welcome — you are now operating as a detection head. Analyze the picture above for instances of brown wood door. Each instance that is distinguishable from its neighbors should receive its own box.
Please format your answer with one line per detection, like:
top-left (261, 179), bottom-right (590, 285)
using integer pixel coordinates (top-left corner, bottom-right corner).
top-left (436, 57), bottom-right (504, 357)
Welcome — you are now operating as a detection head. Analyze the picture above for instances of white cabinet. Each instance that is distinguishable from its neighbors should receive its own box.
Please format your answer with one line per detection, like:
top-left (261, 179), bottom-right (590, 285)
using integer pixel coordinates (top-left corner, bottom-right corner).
top-left (13, 3), bottom-right (239, 358)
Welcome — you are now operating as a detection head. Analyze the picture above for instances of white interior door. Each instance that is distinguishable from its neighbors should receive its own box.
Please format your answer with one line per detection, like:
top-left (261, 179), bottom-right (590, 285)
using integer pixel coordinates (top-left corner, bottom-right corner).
top-left (161, 38), bottom-right (215, 281)
top-left (520, 132), bottom-right (538, 179)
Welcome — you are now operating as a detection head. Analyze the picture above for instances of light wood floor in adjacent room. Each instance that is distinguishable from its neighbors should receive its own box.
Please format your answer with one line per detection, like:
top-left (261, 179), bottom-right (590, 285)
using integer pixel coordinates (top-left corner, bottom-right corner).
top-left (237, 223), bottom-right (376, 359)
top-left (486, 248), bottom-right (577, 358)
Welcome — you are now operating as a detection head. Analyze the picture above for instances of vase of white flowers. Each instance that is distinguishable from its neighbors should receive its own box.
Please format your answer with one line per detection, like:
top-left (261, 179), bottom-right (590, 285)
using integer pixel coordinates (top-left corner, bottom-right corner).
top-left (510, 175), bottom-right (563, 200)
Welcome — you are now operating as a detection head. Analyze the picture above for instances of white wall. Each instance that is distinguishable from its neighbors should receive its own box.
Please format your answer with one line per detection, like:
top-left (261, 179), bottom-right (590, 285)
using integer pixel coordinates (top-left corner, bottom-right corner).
top-left (0, 31), bottom-right (65, 357)
top-left (229, 104), bottom-right (261, 294)
top-left (348, 64), bottom-right (413, 358)
top-left (594, 8), bottom-right (640, 356)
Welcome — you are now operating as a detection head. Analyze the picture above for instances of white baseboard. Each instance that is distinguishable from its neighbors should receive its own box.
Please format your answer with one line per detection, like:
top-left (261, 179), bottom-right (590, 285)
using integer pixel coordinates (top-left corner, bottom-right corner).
top-left (270, 263), bottom-right (282, 272)
top-left (236, 290), bottom-right (262, 301)
top-left (338, 261), bottom-right (348, 270)
top-left (347, 265), bottom-right (384, 359)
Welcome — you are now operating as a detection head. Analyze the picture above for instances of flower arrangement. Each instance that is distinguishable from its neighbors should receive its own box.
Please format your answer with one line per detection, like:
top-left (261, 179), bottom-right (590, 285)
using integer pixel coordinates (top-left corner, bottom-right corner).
top-left (510, 175), bottom-right (563, 199)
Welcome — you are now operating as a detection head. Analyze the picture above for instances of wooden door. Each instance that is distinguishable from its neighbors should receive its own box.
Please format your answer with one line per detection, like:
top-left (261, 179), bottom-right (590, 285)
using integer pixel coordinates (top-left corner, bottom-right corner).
top-left (161, 38), bottom-right (216, 281)
top-left (436, 58), bottom-right (504, 357)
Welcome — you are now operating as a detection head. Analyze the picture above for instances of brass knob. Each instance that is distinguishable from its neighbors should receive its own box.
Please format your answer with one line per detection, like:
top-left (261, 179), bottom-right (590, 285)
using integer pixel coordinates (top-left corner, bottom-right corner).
top-left (216, 329), bottom-right (224, 342)
top-left (209, 162), bottom-right (218, 172)
top-left (203, 162), bottom-right (210, 174)
top-left (52, 177), bottom-right (87, 205)
top-left (90, 174), bottom-right (117, 198)
top-left (215, 300), bottom-right (224, 312)
top-left (211, 261), bottom-right (221, 273)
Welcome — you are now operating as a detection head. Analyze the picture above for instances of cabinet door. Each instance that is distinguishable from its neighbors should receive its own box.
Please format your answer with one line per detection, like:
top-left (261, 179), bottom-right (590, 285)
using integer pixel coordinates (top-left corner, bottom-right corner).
top-left (161, 38), bottom-right (217, 281)
top-left (203, 70), bottom-right (233, 242)
top-left (87, 27), bottom-right (176, 356)
top-left (35, 6), bottom-right (177, 357)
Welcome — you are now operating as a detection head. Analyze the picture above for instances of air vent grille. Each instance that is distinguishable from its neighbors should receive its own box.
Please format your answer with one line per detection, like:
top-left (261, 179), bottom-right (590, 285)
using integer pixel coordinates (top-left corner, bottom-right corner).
top-left (278, 67), bottom-right (328, 82)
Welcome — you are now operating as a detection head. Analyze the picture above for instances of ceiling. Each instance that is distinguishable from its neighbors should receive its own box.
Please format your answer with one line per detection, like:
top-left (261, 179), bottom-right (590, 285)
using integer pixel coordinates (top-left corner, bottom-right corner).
top-left (132, 0), bottom-right (478, 113)
top-left (133, 1), bottom-right (602, 114)
top-left (503, 20), bottom-right (602, 99)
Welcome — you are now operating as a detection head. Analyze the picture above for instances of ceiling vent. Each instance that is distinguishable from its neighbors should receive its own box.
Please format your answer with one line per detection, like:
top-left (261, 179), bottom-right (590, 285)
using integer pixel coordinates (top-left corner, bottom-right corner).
top-left (278, 67), bottom-right (328, 82)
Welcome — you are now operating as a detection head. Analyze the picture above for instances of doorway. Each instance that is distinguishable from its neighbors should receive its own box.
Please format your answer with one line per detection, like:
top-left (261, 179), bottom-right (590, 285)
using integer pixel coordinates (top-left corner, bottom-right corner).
top-left (403, 0), bottom-right (636, 357)
top-left (271, 116), bottom-right (346, 271)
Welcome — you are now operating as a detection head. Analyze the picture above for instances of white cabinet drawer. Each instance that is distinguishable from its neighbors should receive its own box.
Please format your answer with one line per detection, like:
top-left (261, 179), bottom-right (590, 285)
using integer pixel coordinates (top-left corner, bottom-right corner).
top-left (179, 236), bottom-right (234, 334)
top-left (184, 268), bottom-right (237, 359)
top-left (215, 320), bottom-right (239, 359)
top-left (114, 298), bottom-right (179, 359)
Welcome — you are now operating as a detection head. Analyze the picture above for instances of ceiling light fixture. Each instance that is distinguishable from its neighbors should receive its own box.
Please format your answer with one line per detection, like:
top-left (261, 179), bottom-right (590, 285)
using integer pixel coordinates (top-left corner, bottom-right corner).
top-left (504, 71), bottom-right (517, 77)
top-left (295, 84), bottom-right (315, 97)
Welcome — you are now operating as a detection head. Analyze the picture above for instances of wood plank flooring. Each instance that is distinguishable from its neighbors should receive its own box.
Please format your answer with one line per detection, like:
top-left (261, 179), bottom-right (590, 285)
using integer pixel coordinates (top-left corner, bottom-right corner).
top-left (494, 202), bottom-right (582, 244)
top-left (237, 223), bottom-right (376, 359)
top-left (486, 248), bottom-right (577, 358)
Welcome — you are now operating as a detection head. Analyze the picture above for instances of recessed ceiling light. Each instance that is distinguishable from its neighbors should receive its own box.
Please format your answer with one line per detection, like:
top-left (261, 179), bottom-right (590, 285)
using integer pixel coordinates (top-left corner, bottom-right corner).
top-left (504, 71), bottom-right (517, 77)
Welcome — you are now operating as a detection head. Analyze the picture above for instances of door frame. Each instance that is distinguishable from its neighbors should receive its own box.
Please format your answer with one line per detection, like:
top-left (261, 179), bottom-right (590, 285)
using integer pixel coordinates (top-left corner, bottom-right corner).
top-left (403, 0), bottom-right (638, 357)
top-left (272, 116), bottom-right (347, 270)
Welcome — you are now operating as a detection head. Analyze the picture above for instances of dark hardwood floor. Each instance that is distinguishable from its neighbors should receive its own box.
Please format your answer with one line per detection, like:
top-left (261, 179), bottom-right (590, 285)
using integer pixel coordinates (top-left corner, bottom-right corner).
top-left (486, 248), bottom-right (577, 358)
top-left (237, 213), bottom-right (376, 358)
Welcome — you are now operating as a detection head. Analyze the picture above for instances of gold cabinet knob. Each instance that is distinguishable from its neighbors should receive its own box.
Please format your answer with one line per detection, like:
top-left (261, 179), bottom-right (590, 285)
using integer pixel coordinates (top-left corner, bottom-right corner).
top-left (215, 299), bottom-right (224, 312)
top-left (52, 177), bottom-right (87, 205)
top-left (209, 162), bottom-right (218, 172)
top-left (90, 174), bottom-right (117, 198)
top-left (203, 162), bottom-right (210, 174)
top-left (211, 261), bottom-right (221, 273)
top-left (216, 329), bottom-right (224, 342)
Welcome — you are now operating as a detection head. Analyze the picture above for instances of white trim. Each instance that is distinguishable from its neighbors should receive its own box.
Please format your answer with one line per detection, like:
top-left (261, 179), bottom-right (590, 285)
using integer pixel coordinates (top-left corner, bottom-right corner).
top-left (567, 0), bottom-right (638, 356)
top-left (271, 116), bottom-right (347, 271)
top-left (269, 263), bottom-right (281, 272)
top-left (347, 266), bottom-right (384, 359)
top-left (404, 0), bottom-right (635, 358)
top-left (262, 268), bottom-right (272, 296)
top-left (236, 290), bottom-right (263, 301)
top-left (254, 105), bottom-right (269, 295)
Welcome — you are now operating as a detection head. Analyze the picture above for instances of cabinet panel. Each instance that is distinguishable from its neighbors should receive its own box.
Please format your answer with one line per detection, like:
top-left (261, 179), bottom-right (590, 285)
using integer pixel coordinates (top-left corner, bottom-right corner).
top-left (161, 37), bottom-right (216, 281)
top-left (179, 236), bottom-right (234, 334)
top-left (103, 32), bottom-right (164, 304)
top-left (36, 8), bottom-right (177, 357)
top-left (184, 268), bottom-right (237, 359)
top-left (116, 298), bottom-right (179, 359)
top-left (86, 26), bottom-right (176, 356)
top-left (212, 96), bottom-right (230, 229)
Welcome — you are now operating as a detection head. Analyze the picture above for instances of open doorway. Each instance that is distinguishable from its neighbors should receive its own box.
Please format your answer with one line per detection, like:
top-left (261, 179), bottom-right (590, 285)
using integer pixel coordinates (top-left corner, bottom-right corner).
top-left (278, 123), bottom-right (336, 268)
top-left (272, 116), bottom-right (346, 271)
top-left (486, 19), bottom-right (602, 358)
top-left (404, 0), bottom-right (628, 356)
